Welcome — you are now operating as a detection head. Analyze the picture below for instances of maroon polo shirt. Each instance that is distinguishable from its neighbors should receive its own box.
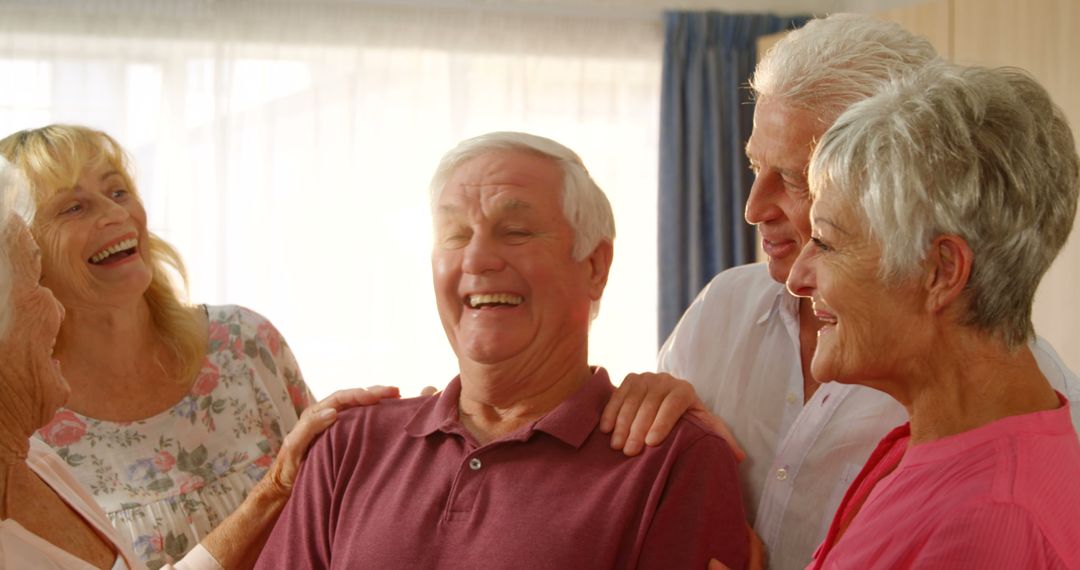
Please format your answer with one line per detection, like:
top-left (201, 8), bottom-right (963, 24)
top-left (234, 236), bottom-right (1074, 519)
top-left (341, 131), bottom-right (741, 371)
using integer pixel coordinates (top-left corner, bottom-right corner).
top-left (255, 368), bottom-right (747, 569)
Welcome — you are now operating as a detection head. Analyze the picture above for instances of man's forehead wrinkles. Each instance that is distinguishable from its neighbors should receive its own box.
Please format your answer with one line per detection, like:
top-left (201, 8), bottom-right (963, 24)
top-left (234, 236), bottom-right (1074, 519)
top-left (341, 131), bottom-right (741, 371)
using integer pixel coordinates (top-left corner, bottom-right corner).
top-left (457, 181), bottom-right (531, 193)
top-left (436, 203), bottom-right (461, 215)
top-left (748, 147), bottom-right (808, 179)
top-left (436, 192), bottom-right (535, 220)
top-left (449, 183), bottom-right (536, 205)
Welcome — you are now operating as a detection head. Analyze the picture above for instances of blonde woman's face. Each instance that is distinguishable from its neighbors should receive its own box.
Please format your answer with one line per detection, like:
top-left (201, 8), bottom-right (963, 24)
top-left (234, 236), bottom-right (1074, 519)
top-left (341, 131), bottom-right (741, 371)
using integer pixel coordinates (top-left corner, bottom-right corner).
top-left (33, 163), bottom-right (152, 310)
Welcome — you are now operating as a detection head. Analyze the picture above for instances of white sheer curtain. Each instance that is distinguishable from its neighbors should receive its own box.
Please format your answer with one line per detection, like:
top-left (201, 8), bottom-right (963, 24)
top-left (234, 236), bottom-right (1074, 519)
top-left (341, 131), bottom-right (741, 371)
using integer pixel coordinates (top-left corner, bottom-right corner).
top-left (0, 1), bottom-right (661, 397)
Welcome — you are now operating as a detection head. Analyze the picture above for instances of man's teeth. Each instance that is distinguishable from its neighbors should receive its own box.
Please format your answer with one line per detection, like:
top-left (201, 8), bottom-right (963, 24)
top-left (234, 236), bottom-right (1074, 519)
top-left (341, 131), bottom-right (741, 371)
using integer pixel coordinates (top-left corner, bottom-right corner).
top-left (468, 293), bottom-right (524, 307)
top-left (90, 238), bottom-right (138, 263)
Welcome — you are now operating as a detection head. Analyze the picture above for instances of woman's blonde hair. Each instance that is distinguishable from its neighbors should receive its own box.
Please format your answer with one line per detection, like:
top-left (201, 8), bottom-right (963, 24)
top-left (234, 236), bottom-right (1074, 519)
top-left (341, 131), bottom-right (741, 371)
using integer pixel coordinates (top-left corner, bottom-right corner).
top-left (0, 125), bottom-right (205, 382)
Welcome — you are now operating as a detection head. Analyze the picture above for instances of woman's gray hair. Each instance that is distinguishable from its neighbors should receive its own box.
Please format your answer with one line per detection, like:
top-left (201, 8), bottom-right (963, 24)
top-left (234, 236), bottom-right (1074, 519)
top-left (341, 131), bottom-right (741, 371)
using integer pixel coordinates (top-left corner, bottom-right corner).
top-left (810, 64), bottom-right (1080, 348)
top-left (0, 158), bottom-right (35, 339)
top-left (751, 13), bottom-right (939, 123)
top-left (428, 131), bottom-right (616, 261)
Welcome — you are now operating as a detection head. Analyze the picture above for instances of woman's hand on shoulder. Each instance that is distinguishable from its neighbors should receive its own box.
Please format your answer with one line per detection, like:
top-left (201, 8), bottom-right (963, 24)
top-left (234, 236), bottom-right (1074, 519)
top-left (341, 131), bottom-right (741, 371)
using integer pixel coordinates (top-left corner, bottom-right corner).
top-left (200, 386), bottom-right (402, 569)
top-left (263, 386), bottom-right (401, 496)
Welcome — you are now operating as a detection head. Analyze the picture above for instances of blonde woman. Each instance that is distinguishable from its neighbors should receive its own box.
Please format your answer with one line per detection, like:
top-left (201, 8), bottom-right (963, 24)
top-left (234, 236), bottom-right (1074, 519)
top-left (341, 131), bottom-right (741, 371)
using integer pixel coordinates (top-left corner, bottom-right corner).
top-left (0, 126), bottom-right (390, 568)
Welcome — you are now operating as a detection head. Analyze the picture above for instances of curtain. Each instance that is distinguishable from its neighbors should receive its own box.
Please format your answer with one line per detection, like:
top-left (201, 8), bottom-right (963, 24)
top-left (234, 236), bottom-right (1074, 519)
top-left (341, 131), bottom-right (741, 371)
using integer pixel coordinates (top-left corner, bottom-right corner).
top-left (0, 1), bottom-right (664, 397)
top-left (657, 11), bottom-right (808, 344)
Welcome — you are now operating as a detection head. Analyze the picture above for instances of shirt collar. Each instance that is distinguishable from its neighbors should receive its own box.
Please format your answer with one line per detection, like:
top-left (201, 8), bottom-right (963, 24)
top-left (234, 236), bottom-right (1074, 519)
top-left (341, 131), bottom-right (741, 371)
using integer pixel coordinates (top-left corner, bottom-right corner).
top-left (756, 280), bottom-right (800, 327)
top-left (404, 368), bottom-right (614, 450)
top-left (404, 376), bottom-right (464, 438)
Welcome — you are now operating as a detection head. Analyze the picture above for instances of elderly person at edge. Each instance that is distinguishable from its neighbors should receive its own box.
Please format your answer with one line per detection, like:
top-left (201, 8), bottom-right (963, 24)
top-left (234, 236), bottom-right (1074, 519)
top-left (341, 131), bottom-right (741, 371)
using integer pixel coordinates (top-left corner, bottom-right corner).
top-left (0, 125), bottom-right (398, 569)
top-left (789, 64), bottom-right (1080, 567)
top-left (598, 14), bottom-right (1080, 569)
top-left (255, 132), bottom-right (748, 569)
top-left (0, 161), bottom-right (389, 568)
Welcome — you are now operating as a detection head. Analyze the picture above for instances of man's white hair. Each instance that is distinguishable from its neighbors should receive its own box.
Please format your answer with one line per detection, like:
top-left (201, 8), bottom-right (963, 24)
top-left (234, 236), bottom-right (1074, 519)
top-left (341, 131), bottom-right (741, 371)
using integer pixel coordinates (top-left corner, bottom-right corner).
top-left (751, 13), bottom-right (939, 124)
top-left (429, 131), bottom-right (615, 261)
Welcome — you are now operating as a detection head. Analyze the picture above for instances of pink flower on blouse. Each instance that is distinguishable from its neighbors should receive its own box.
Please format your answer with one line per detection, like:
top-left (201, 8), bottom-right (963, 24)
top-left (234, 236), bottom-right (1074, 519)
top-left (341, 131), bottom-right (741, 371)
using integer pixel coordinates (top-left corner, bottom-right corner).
top-left (257, 321), bottom-right (283, 356)
top-left (208, 321), bottom-right (229, 346)
top-left (209, 320), bottom-right (242, 356)
top-left (288, 384), bottom-right (309, 410)
top-left (149, 531), bottom-right (164, 553)
top-left (179, 475), bottom-right (205, 494)
top-left (254, 454), bottom-right (274, 468)
top-left (39, 410), bottom-right (88, 447)
top-left (154, 451), bottom-right (177, 473)
top-left (192, 363), bottom-right (220, 397)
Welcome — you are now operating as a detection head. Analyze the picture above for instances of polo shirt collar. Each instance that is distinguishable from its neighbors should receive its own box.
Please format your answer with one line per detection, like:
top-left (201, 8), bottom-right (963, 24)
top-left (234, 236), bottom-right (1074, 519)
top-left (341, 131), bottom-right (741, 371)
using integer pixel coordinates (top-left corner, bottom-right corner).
top-left (404, 377), bottom-right (464, 438)
top-left (533, 367), bottom-right (613, 448)
top-left (404, 367), bottom-right (614, 450)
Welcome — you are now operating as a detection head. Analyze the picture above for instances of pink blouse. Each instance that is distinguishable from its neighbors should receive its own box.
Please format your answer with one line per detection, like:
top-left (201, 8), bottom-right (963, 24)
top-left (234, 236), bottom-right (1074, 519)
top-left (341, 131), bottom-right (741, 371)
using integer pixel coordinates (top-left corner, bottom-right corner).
top-left (810, 393), bottom-right (1080, 569)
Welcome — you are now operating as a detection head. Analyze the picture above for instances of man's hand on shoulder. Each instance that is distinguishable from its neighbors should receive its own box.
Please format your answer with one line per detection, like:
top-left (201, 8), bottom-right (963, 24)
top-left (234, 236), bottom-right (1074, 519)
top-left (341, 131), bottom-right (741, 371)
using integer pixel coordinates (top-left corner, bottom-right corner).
top-left (600, 372), bottom-right (745, 461)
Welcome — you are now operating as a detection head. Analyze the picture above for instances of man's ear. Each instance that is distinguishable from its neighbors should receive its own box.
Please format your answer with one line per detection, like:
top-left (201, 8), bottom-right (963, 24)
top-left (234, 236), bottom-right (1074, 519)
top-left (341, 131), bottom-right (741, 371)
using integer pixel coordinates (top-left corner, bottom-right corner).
top-left (923, 234), bottom-right (973, 314)
top-left (585, 240), bottom-right (614, 301)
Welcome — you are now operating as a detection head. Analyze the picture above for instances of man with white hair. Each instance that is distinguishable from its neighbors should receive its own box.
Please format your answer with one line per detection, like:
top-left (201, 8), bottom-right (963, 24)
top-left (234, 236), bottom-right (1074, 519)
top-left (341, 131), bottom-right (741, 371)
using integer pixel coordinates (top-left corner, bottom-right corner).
top-left (255, 132), bottom-right (748, 569)
top-left (603, 14), bottom-right (1080, 569)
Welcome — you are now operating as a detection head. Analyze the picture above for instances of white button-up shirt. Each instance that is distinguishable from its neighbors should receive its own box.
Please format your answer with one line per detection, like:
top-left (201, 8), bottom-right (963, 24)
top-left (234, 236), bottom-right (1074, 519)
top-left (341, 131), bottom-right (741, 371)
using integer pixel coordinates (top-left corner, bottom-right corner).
top-left (658, 263), bottom-right (1080, 570)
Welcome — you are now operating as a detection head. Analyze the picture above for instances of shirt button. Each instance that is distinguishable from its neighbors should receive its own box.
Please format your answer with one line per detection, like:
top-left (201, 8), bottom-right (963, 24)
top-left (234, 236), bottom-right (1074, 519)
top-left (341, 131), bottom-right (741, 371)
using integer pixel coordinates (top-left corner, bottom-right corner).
top-left (469, 458), bottom-right (482, 471)
top-left (786, 393), bottom-right (797, 404)
top-left (776, 468), bottom-right (788, 481)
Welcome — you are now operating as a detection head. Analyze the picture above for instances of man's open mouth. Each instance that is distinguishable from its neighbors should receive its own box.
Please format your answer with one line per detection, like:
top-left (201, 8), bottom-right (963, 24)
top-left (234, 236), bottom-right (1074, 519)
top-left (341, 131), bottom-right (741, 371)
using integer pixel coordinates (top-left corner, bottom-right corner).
top-left (467, 293), bottom-right (524, 308)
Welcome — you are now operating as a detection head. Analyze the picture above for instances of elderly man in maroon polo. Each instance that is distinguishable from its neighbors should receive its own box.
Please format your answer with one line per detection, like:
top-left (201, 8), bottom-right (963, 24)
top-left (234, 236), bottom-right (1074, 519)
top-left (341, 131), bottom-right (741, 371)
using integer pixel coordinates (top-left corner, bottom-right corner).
top-left (254, 132), bottom-right (747, 569)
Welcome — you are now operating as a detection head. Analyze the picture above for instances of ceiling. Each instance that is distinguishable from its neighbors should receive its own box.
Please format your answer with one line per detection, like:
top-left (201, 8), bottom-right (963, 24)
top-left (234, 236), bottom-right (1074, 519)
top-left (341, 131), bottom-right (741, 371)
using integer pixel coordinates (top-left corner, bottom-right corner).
top-left (307, 0), bottom-right (932, 19)
top-left (0, 0), bottom-right (932, 20)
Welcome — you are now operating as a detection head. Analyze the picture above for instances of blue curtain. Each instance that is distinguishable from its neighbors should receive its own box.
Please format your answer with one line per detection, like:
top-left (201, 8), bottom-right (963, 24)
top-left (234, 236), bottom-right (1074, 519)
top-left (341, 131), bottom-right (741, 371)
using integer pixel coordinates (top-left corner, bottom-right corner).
top-left (658, 11), bottom-right (808, 345)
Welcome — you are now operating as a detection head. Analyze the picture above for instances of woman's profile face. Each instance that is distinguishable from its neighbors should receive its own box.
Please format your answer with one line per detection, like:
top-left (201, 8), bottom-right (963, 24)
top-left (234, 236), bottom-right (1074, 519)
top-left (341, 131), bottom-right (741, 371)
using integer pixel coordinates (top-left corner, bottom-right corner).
top-left (3, 218), bottom-right (69, 419)
top-left (786, 186), bottom-right (928, 387)
top-left (32, 162), bottom-right (152, 309)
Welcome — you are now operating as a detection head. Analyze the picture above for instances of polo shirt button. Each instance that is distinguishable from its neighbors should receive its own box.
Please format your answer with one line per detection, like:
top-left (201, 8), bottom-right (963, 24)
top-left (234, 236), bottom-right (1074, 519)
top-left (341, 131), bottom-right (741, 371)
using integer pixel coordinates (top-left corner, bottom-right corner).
top-left (776, 468), bottom-right (788, 481)
top-left (786, 393), bottom-right (797, 404)
top-left (469, 458), bottom-right (482, 471)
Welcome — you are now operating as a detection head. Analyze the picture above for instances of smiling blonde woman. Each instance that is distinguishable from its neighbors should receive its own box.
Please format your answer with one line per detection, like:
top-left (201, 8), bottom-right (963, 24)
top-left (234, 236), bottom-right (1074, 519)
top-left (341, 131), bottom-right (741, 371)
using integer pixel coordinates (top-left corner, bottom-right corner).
top-left (0, 125), bottom-right (369, 568)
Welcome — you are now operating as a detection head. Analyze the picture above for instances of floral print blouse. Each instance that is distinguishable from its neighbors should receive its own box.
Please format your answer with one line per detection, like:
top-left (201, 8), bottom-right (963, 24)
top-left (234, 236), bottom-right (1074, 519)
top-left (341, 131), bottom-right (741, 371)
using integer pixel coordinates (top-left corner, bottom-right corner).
top-left (35, 305), bottom-right (313, 570)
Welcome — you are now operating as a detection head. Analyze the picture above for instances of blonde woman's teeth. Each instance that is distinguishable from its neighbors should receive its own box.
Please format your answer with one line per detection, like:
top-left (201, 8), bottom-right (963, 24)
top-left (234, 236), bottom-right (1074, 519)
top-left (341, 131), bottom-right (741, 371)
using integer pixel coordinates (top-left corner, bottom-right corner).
top-left (90, 238), bottom-right (138, 264)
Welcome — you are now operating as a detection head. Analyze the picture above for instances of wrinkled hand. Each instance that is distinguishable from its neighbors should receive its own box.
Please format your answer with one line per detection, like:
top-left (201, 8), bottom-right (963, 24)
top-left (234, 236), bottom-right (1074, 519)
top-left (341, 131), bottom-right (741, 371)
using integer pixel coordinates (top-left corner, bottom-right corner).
top-left (600, 372), bottom-right (745, 461)
top-left (201, 386), bottom-right (402, 569)
top-left (264, 386), bottom-right (401, 495)
top-left (708, 524), bottom-right (765, 570)
top-left (600, 372), bottom-right (697, 456)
